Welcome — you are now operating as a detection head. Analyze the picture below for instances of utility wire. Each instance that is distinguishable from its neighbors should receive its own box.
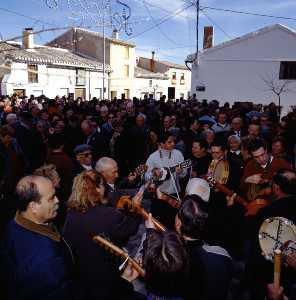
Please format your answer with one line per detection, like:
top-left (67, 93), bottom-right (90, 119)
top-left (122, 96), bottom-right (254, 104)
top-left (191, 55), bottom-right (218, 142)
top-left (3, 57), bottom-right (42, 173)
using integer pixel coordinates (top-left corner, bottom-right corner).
top-left (201, 5), bottom-right (296, 22)
top-left (127, 3), bottom-right (193, 40)
top-left (142, 0), bottom-right (181, 45)
top-left (200, 9), bottom-right (233, 39)
top-left (0, 6), bottom-right (57, 27)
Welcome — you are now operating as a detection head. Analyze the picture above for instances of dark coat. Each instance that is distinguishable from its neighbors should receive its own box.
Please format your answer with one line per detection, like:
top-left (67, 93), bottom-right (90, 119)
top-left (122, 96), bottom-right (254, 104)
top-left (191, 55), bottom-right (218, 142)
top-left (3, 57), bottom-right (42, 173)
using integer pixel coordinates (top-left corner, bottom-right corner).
top-left (185, 240), bottom-right (232, 300)
top-left (0, 217), bottom-right (76, 300)
top-left (86, 131), bottom-right (110, 162)
top-left (63, 205), bottom-right (141, 300)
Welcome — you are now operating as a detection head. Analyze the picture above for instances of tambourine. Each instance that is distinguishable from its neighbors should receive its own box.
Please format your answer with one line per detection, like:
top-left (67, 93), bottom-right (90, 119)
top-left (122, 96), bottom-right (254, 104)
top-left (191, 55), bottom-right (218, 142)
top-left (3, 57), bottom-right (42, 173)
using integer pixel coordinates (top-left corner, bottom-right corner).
top-left (258, 217), bottom-right (296, 262)
top-left (207, 159), bottom-right (229, 185)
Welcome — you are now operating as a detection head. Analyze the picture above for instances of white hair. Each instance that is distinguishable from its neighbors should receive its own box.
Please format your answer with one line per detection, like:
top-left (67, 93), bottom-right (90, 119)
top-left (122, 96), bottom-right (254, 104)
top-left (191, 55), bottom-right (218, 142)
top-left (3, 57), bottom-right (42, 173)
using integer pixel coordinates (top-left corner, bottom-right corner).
top-left (6, 113), bottom-right (17, 124)
top-left (137, 113), bottom-right (146, 121)
top-left (95, 157), bottom-right (117, 173)
top-left (228, 135), bottom-right (241, 144)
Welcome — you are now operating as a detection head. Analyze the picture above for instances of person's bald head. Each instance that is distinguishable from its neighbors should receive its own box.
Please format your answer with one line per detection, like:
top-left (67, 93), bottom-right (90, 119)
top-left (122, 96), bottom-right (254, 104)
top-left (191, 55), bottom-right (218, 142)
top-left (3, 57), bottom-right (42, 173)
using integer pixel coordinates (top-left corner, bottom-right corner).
top-left (16, 175), bottom-right (59, 223)
top-left (95, 157), bottom-right (119, 184)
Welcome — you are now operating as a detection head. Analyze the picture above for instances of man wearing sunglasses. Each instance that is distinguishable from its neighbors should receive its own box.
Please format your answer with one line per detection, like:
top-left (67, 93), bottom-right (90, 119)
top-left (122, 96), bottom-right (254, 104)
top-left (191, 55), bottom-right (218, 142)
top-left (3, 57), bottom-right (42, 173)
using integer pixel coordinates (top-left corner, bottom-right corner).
top-left (72, 144), bottom-right (93, 178)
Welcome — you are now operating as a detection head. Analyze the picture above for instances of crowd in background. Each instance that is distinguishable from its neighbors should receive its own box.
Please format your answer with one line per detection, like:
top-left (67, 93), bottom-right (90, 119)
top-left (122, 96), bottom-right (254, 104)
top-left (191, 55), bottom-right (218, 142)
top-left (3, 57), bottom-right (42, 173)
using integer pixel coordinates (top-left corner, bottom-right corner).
top-left (0, 93), bottom-right (296, 300)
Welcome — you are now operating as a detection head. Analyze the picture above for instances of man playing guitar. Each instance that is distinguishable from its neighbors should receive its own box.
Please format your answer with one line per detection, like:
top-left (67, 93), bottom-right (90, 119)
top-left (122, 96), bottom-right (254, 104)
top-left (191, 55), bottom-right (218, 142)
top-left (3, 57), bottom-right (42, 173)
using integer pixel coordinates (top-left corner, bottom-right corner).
top-left (145, 131), bottom-right (187, 199)
top-left (240, 138), bottom-right (291, 202)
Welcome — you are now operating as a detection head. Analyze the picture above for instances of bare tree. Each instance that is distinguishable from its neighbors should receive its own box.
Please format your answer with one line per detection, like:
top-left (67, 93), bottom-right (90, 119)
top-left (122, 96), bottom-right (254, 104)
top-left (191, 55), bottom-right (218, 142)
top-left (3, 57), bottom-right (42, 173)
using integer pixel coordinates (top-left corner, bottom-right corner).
top-left (262, 74), bottom-right (293, 118)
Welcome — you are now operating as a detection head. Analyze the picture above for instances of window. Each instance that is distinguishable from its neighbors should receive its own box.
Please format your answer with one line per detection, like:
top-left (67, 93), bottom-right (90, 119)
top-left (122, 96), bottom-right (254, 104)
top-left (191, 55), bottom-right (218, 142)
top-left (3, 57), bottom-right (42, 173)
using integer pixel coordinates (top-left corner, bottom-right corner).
top-left (180, 73), bottom-right (185, 85)
top-left (171, 72), bottom-right (177, 85)
top-left (28, 64), bottom-right (38, 83)
top-left (76, 69), bottom-right (86, 86)
top-left (279, 62), bottom-right (296, 79)
top-left (13, 89), bottom-right (25, 97)
top-left (124, 47), bottom-right (129, 59)
top-left (149, 79), bottom-right (153, 87)
top-left (124, 65), bottom-right (129, 77)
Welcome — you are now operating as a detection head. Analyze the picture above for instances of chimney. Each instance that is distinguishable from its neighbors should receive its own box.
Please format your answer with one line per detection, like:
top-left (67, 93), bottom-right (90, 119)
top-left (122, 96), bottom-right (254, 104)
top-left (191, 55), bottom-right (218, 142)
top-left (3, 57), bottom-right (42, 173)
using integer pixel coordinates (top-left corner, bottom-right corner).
top-left (23, 28), bottom-right (34, 49)
top-left (150, 51), bottom-right (155, 72)
top-left (203, 26), bottom-right (213, 49)
top-left (112, 29), bottom-right (119, 40)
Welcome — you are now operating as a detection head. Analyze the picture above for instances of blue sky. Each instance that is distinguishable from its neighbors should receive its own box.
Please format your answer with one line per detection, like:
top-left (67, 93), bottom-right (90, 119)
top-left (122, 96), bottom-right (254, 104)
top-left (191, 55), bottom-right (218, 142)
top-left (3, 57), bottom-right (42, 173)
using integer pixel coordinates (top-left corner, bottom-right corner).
top-left (1, 0), bottom-right (296, 64)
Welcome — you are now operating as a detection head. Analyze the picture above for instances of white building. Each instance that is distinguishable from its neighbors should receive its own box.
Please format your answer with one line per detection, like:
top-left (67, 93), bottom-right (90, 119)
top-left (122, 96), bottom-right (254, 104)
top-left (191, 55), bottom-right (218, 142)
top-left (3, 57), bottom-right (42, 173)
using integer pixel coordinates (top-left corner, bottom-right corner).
top-left (47, 28), bottom-right (135, 100)
top-left (187, 24), bottom-right (296, 114)
top-left (136, 54), bottom-right (191, 100)
top-left (0, 28), bottom-right (110, 100)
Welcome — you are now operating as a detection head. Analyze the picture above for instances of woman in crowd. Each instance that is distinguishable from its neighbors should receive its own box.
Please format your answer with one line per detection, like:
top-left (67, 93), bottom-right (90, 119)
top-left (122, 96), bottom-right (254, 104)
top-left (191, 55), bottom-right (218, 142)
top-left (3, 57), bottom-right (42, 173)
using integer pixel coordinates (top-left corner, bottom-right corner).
top-left (63, 170), bottom-right (142, 300)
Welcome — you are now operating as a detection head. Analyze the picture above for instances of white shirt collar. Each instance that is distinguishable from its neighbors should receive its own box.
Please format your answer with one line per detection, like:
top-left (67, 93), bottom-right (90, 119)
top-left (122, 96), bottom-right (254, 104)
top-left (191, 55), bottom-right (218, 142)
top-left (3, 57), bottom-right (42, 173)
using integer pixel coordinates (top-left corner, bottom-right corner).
top-left (82, 164), bottom-right (92, 171)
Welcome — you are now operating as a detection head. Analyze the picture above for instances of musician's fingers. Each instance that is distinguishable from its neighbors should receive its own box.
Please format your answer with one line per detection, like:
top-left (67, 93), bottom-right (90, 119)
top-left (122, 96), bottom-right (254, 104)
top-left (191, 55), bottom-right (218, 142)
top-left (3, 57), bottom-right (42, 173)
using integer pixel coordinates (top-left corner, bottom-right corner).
top-left (266, 284), bottom-right (284, 300)
top-left (133, 190), bottom-right (144, 205)
top-left (145, 213), bottom-right (156, 230)
top-left (121, 263), bottom-right (139, 282)
top-left (226, 193), bottom-right (236, 207)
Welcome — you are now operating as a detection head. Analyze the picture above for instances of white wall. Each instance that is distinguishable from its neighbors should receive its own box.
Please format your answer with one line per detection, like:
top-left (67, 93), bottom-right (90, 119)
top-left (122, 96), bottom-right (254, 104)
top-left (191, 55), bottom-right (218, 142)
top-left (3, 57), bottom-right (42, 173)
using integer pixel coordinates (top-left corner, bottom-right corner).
top-left (191, 26), bottom-right (296, 114)
top-left (134, 77), bottom-right (168, 99)
top-left (166, 68), bottom-right (191, 99)
top-left (110, 43), bottom-right (135, 98)
top-left (1, 62), bottom-right (107, 100)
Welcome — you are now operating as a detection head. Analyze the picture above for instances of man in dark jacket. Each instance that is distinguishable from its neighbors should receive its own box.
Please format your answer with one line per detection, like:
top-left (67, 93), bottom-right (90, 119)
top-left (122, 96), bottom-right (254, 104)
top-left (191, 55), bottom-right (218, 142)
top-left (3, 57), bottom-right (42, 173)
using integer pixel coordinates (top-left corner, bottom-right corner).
top-left (0, 175), bottom-right (77, 300)
top-left (175, 194), bottom-right (232, 300)
top-left (81, 119), bottom-right (109, 162)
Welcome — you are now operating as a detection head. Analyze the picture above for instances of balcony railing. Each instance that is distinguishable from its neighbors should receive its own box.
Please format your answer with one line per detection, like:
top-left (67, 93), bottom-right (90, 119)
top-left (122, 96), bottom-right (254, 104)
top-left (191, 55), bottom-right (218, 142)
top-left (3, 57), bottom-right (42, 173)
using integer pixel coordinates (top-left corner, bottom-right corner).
top-left (180, 79), bottom-right (185, 85)
top-left (171, 78), bottom-right (177, 85)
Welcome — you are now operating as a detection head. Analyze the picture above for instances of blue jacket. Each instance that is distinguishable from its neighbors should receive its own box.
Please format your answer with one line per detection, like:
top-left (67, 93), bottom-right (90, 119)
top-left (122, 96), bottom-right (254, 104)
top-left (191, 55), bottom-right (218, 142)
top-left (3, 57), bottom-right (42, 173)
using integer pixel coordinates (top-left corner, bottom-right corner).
top-left (0, 214), bottom-right (76, 300)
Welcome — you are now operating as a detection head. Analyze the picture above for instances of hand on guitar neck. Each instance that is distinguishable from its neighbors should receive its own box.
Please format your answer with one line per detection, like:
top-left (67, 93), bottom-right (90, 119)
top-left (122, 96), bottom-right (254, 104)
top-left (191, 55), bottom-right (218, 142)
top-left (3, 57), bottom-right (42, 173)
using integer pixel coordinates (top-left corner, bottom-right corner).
top-left (204, 175), bottom-right (268, 216)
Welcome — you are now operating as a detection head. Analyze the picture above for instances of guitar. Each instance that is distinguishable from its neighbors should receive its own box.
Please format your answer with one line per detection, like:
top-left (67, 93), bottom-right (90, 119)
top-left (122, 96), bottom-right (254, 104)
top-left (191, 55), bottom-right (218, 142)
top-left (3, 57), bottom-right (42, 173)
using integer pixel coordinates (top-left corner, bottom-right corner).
top-left (152, 159), bottom-right (192, 183)
top-left (116, 196), bottom-right (166, 232)
top-left (93, 235), bottom-right (145, 277)
top-left (204, 175), bottom-right (268, 216)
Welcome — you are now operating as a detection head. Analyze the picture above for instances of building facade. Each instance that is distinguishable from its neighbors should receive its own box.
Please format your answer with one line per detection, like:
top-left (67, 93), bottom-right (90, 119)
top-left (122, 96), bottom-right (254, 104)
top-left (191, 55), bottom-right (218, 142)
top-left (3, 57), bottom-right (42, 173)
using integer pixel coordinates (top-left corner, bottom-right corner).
top-left (136, 55), bottom-right (191, 100)
top-left (47, 28), bottom-right (135, 100)
top-left (187, 24), bottom-right (296, 114)
top-left (0, 29), bottom-right (110, 99)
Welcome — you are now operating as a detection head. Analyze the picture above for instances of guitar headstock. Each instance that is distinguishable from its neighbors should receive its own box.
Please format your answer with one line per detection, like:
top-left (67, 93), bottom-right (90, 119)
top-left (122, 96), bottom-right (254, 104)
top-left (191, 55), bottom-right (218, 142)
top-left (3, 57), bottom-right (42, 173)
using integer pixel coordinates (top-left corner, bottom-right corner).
top-left (134, 164), bottom-right (148, 177)
top-left (180, 159), bottom-right (192, 169)
top-left (204, 175), bottom-right (216, 188)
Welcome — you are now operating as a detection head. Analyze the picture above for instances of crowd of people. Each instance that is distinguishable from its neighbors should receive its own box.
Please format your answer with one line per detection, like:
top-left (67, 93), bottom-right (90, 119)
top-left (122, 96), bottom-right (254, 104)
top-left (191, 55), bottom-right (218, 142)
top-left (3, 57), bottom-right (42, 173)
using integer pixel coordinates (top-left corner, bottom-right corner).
top-left (0, 93), bottom-right (296, 300)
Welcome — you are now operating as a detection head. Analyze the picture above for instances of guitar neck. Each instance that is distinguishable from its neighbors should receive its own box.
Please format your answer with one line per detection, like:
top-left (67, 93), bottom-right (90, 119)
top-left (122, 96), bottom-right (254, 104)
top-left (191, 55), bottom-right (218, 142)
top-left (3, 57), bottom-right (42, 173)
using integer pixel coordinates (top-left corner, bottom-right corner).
top-left (214, 182), bottom-right (248, 207)
top-left (167, 160), bottom-right (192, 173)
top-left (93, 235), bottom-right (145, 277)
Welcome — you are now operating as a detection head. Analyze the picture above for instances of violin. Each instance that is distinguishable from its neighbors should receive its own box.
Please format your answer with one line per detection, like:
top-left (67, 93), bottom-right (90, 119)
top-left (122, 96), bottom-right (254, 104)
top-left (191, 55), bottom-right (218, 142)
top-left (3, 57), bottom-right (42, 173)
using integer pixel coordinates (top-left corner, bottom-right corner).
top-left (93, 235), bottom-right (145, 278)
top-left (116, 196), bottom-right (166, 232)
